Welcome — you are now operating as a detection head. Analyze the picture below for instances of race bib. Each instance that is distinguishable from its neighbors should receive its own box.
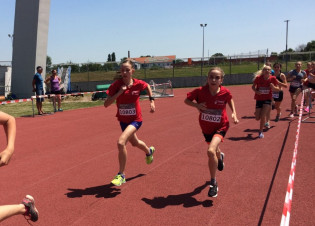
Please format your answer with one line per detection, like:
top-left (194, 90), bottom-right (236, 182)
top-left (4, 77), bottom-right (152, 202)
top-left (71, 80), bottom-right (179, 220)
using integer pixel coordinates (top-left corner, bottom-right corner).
top-left (201, 109), bottom-right (222, 123)
top-left (259, 87), bottom-right (270, 95)
top-left (118, 104), bottom-right (136, 116)
top-left (272, 92), bottom-right (279, 98)
top-left (291, 81), bottom-right (301, 87)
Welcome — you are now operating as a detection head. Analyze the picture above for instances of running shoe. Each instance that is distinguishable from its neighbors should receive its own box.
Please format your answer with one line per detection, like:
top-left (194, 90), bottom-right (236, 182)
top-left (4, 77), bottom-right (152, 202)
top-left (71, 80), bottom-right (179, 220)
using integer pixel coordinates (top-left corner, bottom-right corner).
top-left (304, 106), bottom-right (309, 113)
top-left (289, 113), bottom-right (294, 118)
top-left (58, 108), bottom-right (63, 112)
top-left (208, 184), bottom-right (218, 197)
top-left (218, 152), bottom-right (225, 171)
top-left (275, 114), bottom-right (280, 122)
top-left (264, 122), bottom-right (270, 129)
top-left (22, 195), bottom-right (39, 222)
top-left (258, 132), bottom-right (264, 139)
top-left (111, 174), bottom-right (126, 186)
top-left (145, 146), bottom-right (155, 164)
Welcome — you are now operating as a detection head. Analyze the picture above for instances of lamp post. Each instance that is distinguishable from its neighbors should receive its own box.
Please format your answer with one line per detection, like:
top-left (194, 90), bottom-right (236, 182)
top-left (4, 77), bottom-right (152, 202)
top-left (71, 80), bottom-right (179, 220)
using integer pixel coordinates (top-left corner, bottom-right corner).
top-left (8, 34), bottom-right (14, 61)
top-left (284, 20), bottom-right (289, 73)
top-left (200, 24), bottom-right (207, 76)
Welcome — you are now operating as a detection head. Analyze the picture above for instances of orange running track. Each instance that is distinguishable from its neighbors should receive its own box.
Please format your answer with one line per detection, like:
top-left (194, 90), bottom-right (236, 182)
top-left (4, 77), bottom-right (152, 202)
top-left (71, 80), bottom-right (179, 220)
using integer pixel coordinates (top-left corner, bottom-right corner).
top-left (0, 85), bottom-right (314, 226)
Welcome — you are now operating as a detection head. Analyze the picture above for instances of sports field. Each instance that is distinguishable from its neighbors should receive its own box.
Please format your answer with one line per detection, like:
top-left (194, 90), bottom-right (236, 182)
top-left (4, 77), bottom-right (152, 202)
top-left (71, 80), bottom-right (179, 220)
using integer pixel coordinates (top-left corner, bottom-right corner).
top-left (0, 85), bottom-right (314, 225)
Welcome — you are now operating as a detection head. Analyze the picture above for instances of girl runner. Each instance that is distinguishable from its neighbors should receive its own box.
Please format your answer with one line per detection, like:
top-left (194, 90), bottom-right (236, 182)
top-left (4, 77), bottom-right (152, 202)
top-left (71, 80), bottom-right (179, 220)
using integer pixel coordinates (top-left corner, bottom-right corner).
top-left (185, 67), bottom-right (239, 197)
top-left (252, 65), bottom-right (279, 138)
top-left (272, 63), bottom-right (288, 122)
top-left (104, 59), bottom-right (156, 186)
top-left (287, 61), bottom-right (306, 118)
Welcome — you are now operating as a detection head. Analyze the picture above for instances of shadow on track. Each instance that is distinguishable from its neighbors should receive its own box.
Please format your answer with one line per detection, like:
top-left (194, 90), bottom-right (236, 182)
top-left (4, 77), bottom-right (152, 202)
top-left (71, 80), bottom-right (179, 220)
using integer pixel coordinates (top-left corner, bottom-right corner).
top-left (257, 121), bottom-right (292, 225)
top-left (142, 181), bottom-right (213, 209)
top-left (65, 174), bottom-right (145, 199)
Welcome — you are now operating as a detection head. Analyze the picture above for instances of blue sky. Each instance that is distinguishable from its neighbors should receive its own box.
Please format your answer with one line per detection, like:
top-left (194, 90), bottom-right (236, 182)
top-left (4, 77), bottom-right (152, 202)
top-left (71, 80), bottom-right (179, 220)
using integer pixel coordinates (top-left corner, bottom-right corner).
top-left (1, 0), bottom-right (315, 64)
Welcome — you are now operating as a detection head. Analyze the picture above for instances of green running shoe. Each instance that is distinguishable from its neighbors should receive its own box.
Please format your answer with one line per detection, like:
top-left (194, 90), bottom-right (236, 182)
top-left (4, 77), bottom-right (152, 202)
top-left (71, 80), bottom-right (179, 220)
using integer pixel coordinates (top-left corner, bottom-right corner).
top-left (146, 146), bottom-right (155, 164)
top-left (111, 174), bottom-right (126, 186)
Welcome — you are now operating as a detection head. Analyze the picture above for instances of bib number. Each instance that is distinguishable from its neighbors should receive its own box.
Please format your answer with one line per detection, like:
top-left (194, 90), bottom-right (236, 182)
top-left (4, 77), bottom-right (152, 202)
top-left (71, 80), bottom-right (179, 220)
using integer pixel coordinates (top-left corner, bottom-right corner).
top-left (119, 104), bottom-right (136, 116)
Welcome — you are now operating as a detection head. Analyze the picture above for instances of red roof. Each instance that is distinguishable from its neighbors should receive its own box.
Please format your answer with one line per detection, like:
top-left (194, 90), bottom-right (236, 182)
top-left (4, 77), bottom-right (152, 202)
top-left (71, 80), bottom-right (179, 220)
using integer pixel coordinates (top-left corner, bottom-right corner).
top-left (131, 55), bottom-right (176, 64)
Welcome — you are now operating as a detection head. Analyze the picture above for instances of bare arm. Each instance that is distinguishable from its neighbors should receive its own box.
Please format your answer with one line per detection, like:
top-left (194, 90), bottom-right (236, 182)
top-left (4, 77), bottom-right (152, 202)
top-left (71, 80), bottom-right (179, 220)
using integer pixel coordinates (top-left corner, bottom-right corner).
top-left (279, 73), bottom-right (288, 88)
top-left (227, 99), bottom-right (239, 124)
top-left (0, 112), bottom-right (16, 167)
top-left (184, 98), bottom-right (207, 112)
top-left (32, 79), bottom-right (36, 92)
top-left (145, 84), bottom-right (155, 112)
top-left (104, 86), bottom-right (126, 108)
top-left (44, 76), bottom-right (50, 84)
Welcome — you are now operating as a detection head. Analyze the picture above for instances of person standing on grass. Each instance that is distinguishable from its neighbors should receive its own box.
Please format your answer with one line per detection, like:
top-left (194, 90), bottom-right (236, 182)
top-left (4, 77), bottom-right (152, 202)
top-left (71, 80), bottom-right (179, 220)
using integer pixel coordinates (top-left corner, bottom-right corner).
top-left (104, 59), bottom-right (156, 186)
top-left (45, 69), bottom-right (63, 112)
top-left (272, 63), bottom-right (288, 122)
top-left (287, 61), bottom-right (306, 118)
top-left (184, 67), bottom-right (239, 198)
top-left (0, 111), bottom-right (39, 223)
top-left (32, 66), bottom-right (45, 115)
top-left (252, 65), bottom-right (280, 139)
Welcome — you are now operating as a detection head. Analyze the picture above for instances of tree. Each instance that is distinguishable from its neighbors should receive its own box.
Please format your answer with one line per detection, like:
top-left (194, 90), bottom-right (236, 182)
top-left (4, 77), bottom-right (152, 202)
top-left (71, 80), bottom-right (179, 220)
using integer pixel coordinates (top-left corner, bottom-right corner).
top-left (46, 55), bottom-right (52, 71)
top-left (295, 44), bottom-right (306, 52)
top-left (211, 53), bottom-right (224, 57)
top-left (107, 54), bottom-right (112, 62)
top-left (304, 40), bottom-right (315, 51)
top-left (111, 52), bottom-right (116, 62)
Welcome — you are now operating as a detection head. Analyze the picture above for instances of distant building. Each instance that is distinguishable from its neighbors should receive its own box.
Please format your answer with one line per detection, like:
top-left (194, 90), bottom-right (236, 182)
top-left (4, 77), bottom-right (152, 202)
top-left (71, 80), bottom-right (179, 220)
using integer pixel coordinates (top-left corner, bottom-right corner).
top-left (131, 55), bottom-right (176, 69)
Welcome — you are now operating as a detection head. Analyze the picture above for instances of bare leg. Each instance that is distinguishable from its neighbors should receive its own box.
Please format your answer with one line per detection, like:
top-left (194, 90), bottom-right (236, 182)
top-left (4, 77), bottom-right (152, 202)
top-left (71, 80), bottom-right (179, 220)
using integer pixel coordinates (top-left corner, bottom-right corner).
top-left (129, 133), bottom-right (150, 154)
top-left (0, 204), bottom-right (26, 222)
top-left (207, 136), bottom-right (221, 181)
top-left (116, 125), bottom-right (137, 174)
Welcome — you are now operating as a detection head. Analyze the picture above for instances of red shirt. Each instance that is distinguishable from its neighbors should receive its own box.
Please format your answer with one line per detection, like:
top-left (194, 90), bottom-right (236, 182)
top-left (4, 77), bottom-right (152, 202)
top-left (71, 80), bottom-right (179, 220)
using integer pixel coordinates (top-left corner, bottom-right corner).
top-left (106, 78), bottom-right (148, 123)
top-left (254, 75), bottom-right (278, 100)
top-left (187, 85), bottom-right (232, 134)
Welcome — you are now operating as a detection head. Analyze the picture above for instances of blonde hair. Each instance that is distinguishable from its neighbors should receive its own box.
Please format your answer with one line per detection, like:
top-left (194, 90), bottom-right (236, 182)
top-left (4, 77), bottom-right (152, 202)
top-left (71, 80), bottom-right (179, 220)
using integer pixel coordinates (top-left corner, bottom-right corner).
top-left (253, 64), bottom-right (271, 81)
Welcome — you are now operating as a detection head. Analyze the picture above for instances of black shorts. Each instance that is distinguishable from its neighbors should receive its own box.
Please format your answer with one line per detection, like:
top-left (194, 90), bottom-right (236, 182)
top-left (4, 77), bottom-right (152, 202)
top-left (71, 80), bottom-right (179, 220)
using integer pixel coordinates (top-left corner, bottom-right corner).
top-left (307, 83), bottom-right (315, 89)
top-left (51, 90), bottom-right (61, 95)
top-left (289, 85), bottom-right (302, 93)
top-left (273, 90), bottom-right (283, 102)
top-left (203, 130), bottom-right (226, 143)
top-left (256, 100), bottom-right (271, 109)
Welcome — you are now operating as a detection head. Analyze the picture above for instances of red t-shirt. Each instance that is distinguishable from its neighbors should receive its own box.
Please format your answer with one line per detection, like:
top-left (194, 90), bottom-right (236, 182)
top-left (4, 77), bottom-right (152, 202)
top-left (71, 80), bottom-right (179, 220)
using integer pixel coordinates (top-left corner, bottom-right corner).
top-left (253, 75), bottom-right (278, 100)
top-left (187, 85), bottom-right (232, 134)
top-left (106, 78), bottom-right (148, 123)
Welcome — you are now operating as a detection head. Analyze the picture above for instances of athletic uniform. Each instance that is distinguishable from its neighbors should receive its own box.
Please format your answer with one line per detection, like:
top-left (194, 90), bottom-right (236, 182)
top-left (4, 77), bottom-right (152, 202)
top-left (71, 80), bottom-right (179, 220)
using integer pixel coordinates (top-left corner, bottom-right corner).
top-left (305, 69), bottom-right (315, 89)
top-left (288, 69), bottom-right (306, 93)
top-left (186, 85), bottom-right (232, 142)
top-left (106, 78), bottom-right (148, 130)
top-left (273, 74), bottom-right (284, 102)
top-left (254, 75), bottom-right (278, 107)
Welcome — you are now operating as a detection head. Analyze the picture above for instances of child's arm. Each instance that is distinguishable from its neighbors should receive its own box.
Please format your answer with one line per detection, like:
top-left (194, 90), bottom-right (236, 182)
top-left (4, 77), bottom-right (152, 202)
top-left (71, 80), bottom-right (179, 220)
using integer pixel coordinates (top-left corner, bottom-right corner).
top-left (279, 73), bottom-right (288, 88)
top-left (184, 98), bottom-right (207, 112)
top-left (104, 85), bottom-right (126, 108)
top-left (0, 112), bottom-right (16, 167)
top-left (227, 99), bottom-right (239, 124)
top-left (145, 84), bottom-right (155, 113)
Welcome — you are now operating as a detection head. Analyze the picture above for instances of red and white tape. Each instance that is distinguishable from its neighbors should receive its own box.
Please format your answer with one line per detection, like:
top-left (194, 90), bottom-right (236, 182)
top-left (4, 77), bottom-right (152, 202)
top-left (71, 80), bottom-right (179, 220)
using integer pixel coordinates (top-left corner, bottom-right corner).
top-left (31, 90), bottom-right (107, 99)
top-left (280, 91), bottom-right (304, 226)
top-left (0, 98), bottom-right (32, 105)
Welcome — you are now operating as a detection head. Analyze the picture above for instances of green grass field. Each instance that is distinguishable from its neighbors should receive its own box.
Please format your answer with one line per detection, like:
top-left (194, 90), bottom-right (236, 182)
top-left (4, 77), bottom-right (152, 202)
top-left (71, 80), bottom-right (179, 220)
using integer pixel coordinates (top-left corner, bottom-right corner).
top-left (69, 62), bottom-right (297, 82)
